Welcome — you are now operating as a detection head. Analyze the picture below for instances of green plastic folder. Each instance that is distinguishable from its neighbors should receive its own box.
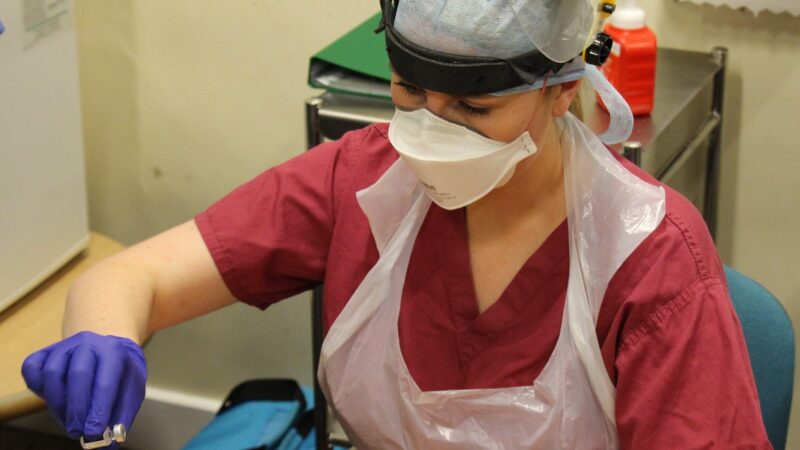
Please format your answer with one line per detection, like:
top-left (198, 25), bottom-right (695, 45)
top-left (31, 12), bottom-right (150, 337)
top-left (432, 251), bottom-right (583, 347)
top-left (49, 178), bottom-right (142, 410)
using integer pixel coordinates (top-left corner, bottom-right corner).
top-left (308, 12), bottom-right (392, 99)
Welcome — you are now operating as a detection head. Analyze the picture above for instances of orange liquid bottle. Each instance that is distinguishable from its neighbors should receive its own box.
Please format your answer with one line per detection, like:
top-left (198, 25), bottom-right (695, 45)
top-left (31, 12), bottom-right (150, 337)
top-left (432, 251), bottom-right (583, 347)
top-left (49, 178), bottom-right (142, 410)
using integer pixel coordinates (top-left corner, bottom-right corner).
top-left (599, 0), bottom-right (657, 116)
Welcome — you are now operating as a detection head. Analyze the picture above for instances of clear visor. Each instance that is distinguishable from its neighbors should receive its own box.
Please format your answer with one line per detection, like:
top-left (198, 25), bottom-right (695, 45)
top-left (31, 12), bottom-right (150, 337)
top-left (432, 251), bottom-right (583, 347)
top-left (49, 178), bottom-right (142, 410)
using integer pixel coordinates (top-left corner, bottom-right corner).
top-left (508, 0), bottom-right (599, 63)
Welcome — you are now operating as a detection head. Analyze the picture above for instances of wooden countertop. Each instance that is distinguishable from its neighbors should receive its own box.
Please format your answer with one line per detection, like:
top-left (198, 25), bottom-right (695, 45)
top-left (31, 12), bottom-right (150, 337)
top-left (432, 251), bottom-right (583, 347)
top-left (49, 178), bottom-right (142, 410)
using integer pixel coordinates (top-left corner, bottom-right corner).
top-left (0, 232), bottom-right (124, 422)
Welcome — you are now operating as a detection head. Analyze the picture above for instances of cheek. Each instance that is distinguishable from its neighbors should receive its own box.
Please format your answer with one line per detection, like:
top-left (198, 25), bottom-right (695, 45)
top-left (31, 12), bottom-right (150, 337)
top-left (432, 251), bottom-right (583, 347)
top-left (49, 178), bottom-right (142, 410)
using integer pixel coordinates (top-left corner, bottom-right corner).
top-left (474, 95), bottom-right (551, 143)
top-left (494, 101), bottom-right (553, 145)
top-left (526, 110), bottom-right (552, 145)
top-left (475, 109), bottom-right (537, 143)
top-left (390, 86), bottom-right (411, 108)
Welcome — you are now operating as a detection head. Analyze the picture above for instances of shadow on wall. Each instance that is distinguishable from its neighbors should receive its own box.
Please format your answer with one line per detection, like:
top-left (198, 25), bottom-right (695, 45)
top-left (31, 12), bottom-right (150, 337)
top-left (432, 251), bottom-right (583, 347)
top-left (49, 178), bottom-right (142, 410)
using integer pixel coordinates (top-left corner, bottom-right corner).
top-left (715, 67), bottom-right (742, 263)
top-left (74, 0), bottom-right (146, 246)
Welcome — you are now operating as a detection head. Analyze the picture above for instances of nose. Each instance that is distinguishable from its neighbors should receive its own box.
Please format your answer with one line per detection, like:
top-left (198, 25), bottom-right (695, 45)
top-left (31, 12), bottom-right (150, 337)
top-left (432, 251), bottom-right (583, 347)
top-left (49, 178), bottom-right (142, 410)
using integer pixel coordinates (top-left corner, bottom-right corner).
top-left (424, 91), bottom-right (454, 118)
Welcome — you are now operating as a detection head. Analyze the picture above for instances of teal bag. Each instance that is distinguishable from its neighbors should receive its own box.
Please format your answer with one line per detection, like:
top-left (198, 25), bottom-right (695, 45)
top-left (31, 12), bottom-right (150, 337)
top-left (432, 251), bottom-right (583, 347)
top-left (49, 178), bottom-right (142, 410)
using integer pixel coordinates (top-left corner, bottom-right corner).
top-left (182, 379), bottom-right (337, 450)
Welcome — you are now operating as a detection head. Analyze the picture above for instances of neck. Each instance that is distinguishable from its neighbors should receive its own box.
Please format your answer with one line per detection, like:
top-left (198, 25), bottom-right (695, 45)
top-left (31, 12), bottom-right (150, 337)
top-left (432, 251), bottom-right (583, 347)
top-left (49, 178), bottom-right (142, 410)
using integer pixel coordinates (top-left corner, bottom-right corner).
top-left (467, 122), bottom-right (566, 222)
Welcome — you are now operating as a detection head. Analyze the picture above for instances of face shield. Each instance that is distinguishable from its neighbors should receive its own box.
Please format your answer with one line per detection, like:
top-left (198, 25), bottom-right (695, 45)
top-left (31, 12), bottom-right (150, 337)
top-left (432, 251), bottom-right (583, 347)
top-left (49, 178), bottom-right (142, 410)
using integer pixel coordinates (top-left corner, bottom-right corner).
top-left (509, 0), bottom-right (601, 64)
top-left (379, 0), bottom-right (615, 97)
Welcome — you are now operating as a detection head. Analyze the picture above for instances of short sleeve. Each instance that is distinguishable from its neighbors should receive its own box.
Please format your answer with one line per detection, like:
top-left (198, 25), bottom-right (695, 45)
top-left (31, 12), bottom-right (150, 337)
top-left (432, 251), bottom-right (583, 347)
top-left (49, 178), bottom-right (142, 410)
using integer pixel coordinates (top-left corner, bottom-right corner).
top-left (195, 138), bottom-right (353, 309)
top-left (614, 277), bottom-right (772, 449)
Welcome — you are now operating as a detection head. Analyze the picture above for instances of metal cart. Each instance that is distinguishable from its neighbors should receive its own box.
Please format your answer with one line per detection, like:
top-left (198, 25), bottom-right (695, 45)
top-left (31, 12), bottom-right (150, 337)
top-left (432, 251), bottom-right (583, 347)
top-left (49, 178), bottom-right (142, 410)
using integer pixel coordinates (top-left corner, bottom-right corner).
top-left (305, 47), bottom-right (728, 449)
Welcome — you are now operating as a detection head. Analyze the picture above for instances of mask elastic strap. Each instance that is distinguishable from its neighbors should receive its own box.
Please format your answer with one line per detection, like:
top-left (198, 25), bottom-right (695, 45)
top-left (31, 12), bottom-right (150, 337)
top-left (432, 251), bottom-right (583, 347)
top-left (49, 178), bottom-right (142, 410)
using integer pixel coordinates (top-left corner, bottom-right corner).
top-left (584, 65), bottom-right (633, 145)
top-left (537, 71), bottom-right (552, 103)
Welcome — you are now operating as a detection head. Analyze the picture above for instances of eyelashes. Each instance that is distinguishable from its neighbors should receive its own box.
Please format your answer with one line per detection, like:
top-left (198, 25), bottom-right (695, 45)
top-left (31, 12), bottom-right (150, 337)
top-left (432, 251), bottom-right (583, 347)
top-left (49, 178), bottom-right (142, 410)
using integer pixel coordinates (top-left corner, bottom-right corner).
top-left (393, 81), bottom-right (491, 117)
top-left (459, 102), bottom-right (491, 117)
top-left (394, 81), bottom-right (423, 96)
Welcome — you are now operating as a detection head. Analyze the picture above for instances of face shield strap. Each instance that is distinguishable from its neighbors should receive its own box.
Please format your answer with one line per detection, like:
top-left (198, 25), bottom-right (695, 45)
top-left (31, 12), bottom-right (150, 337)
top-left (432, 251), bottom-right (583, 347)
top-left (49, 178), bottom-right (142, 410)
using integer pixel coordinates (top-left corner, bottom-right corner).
top-left (378, 0), bottom-right (565, 96)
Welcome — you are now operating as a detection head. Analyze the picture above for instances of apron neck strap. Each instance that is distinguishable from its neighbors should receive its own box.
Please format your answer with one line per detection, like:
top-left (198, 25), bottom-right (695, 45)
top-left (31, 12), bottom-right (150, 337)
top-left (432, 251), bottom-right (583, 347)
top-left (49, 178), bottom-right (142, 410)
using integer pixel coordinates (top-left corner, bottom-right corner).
top-left (356, 159), bottom-right (426, 254)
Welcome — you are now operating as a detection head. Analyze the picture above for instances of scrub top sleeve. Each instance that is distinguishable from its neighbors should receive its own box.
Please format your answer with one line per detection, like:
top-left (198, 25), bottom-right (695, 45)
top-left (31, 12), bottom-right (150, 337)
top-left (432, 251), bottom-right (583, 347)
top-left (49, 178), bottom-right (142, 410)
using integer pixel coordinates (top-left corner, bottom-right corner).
top-left (613, 277), bottom-right (772, 450)
top-left (195, 138), bottom-right (353, 309)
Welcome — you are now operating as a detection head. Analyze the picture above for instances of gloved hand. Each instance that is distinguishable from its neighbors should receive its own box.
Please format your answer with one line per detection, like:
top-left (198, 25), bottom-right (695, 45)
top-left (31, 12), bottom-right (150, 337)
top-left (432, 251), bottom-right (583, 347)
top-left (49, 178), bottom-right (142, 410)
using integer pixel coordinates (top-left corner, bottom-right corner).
top-left (21, 331), bottom-right (147, 444)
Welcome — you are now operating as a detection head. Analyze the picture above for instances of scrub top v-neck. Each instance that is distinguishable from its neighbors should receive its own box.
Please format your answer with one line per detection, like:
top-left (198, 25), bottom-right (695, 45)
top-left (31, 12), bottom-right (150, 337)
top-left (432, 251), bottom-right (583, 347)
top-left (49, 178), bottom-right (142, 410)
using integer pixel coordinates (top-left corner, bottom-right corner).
top-left (399, 205), bottom-right (570, 391)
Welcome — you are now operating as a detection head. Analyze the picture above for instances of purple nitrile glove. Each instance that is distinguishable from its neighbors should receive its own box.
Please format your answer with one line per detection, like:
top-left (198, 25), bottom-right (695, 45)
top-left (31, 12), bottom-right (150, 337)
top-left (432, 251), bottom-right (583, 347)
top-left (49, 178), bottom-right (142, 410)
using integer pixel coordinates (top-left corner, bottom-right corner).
top-left (21, 331), bottom-right (147, 444)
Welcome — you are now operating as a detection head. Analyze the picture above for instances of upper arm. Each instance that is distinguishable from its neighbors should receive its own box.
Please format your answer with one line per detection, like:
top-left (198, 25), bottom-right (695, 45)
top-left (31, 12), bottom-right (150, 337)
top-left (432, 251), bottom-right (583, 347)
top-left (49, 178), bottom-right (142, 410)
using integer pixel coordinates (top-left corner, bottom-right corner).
top-left (191, 136), bottom-right (355, 309)
top-left (130, 219), bottom-right (237, 333)
top-left (614, 278), bottom-right (771, 449)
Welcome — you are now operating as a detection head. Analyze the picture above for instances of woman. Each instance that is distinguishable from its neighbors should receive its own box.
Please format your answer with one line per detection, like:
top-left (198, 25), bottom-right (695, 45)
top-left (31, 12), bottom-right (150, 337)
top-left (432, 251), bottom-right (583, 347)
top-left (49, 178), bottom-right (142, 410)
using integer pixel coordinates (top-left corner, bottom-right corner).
top-left (22, 1), bottom-right (770, 448)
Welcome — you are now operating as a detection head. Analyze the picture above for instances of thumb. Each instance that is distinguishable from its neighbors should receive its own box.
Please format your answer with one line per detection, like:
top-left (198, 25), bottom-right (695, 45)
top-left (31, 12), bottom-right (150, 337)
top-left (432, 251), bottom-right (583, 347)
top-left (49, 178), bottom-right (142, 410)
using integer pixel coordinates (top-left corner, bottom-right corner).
top-left (21, 350), bottom-right (50, 396)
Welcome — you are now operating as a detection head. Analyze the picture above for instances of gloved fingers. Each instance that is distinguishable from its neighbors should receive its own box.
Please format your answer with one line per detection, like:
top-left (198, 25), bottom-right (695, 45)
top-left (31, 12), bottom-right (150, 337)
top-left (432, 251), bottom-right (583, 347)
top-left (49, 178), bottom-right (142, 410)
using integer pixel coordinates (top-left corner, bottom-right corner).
top-left (83, 352), bottom-right (124, 439)
top-left (41, 349), bottom-right (73, 426)
top-left (21, 349), bottom-right (51, 396)
top-left (110, 370), bottom-right (146, 434)
top-left (65, 346), bottom-right (97, 439)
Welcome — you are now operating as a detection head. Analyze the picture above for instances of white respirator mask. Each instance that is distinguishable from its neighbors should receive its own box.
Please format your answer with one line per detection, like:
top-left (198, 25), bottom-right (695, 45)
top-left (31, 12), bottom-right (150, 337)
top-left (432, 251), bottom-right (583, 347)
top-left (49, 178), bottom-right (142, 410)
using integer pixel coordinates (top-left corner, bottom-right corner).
top-left (388, 108), bottom-right (538, 210)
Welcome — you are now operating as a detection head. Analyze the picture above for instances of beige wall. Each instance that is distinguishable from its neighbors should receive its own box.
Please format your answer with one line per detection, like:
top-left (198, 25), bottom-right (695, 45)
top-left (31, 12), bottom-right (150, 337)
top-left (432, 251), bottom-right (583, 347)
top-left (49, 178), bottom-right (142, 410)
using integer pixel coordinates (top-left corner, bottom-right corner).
top-left (74, 0), bottom-right (799, 446)
top-left (74, 0), bottom-right (380, 397)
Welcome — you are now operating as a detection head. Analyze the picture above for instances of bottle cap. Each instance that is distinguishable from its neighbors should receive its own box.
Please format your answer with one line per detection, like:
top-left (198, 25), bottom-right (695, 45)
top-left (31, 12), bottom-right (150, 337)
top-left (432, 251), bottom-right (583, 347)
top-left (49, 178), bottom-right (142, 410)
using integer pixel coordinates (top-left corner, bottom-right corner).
top-left (611, 3), bottom-right (646, 29)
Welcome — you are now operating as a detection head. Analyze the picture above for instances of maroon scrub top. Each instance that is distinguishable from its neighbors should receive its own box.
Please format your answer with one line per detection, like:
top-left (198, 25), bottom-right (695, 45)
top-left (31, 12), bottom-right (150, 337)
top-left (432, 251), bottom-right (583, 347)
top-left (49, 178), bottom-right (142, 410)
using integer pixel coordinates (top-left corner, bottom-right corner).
top-left (195, 124), bottom-right (771, 449)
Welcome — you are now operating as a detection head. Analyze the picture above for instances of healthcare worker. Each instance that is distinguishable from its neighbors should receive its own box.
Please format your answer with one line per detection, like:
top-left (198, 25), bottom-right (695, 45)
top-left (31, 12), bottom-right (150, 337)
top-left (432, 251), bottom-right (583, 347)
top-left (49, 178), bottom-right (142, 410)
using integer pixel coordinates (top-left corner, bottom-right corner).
top-left (22, 1), bottom-right (770, 449)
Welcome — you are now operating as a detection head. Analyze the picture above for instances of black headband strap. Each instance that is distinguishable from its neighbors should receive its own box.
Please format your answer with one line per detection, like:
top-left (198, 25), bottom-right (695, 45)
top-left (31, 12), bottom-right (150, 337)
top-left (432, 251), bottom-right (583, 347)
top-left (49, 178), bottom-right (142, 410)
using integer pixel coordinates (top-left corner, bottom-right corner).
top-left (378, 0), bottom-right (566, 96)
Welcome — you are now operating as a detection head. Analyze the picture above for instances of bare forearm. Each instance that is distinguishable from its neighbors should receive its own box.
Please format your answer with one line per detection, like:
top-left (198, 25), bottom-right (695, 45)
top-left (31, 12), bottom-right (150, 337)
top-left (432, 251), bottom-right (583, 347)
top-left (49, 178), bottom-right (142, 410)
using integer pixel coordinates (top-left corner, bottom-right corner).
top-left (62, 254), bottom-right (156, 345)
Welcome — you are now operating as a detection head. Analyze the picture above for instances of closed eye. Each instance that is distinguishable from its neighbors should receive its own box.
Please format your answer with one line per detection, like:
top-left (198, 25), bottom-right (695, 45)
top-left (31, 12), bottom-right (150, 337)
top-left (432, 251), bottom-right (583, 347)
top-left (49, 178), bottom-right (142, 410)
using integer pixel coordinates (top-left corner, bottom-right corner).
top-left (459, 101), bottom-right (490, 117)
top-left (395, 80), bottom-right (491, 117)
top-left (394, 81), bottom-right (424, 97)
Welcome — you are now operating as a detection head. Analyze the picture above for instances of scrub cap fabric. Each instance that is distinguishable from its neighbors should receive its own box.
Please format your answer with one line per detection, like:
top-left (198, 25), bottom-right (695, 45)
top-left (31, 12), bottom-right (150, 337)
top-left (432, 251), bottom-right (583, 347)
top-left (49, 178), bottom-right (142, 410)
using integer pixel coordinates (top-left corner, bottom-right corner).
top-left (395, 1), bottom-right (534, 59)
top-left (394, 0), bottom-right (598, 62)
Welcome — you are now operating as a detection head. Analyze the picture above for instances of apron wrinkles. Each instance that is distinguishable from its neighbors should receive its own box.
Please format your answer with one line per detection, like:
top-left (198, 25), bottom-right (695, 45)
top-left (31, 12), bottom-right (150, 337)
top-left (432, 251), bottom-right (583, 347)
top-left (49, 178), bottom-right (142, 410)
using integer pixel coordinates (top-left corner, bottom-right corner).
top-left (318, 113), bottom-right (665, 449)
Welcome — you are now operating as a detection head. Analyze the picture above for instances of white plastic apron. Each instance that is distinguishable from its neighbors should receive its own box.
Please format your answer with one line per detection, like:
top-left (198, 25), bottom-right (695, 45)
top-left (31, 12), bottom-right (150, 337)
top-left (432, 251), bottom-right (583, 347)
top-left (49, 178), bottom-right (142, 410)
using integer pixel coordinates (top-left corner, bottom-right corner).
top-left (318, 113), bottom-right (666, 449)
